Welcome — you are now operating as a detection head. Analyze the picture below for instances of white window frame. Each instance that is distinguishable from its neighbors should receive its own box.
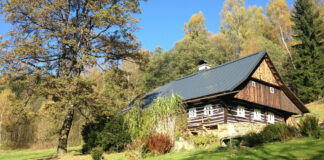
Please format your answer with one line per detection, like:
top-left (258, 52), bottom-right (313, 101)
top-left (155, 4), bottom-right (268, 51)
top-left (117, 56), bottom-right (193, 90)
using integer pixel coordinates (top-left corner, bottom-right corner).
top-left (237, 106), bottom-right (245, 117)
top-left (204, 104), bottom-right (213, 116)
top-left (188, 108), bottom-right (197, 118)
top-left (252, 81), bottom-right (256, 87)
top-left (267, 112), bottom-right (275, 124)
top-left (270, 87), bottom-right (274, 94)
top-left (253, 109), bottom-right (261, 120)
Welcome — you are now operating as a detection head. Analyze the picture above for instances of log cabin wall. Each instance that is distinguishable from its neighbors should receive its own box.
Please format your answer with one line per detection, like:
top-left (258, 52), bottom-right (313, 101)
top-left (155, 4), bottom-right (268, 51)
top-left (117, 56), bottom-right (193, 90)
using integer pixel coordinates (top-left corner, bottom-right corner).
top-left (186, 103), bottom-right (224, 129)
top-left (226, 104), bottom-right (283, 124)
top-left (186, 101), bottom-right (284, 130)
top-left (234, 80), bottom-right (301, 114)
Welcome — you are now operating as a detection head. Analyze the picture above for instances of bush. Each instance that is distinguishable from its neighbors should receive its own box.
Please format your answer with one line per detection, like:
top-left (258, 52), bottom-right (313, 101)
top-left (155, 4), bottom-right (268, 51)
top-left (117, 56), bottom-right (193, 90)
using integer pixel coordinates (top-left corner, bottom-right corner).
top-left (242, 123), bottom-right (298, 147)
top-left (146, 133), bottom-right (173, 156)
top-left (225, 138), bottom-right (241, 148)
top-left (298, 116), bottom-right (320, 138)
top-left (81, 115), bottom-right (131, 153)
top-left (242, 132), bottom-right (263, 147)
top-left (191, 133), bottom-right (218, 147)
top-left (91, 146), bottom-right (104, 160)
top-left (261, 123), bottom-right (298, 142)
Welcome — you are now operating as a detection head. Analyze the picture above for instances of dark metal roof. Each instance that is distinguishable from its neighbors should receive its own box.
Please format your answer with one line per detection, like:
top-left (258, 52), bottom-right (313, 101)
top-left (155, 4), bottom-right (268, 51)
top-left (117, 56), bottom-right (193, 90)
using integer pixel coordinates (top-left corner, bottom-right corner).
top-left (139, 51), bottom-right (267, 108)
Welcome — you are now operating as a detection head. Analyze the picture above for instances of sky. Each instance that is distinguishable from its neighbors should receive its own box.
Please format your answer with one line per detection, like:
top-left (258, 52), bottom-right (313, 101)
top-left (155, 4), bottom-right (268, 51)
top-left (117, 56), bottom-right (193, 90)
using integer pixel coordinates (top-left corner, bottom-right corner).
top-left (0, 0), bottom-right (294, 51)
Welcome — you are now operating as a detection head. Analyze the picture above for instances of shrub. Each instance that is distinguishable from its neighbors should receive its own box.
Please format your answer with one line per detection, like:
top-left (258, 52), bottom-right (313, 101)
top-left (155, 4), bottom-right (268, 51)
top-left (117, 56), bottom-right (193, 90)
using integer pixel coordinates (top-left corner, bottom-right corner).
top-left (191, 133), bottom-right (218, 147)
top-left (242, 123), bottom-right (298, 147)
top-left (298, 116), bottom-right (320, 138)
top-left (224, 138), bottom-right (241, 148)
top-left (91, 146), bottom-right (104, 160)
top-left (261, 123), bottom-right (298, 142)
top-left (81, 115), bottom-right (131, 153)
top-left (146, 133), bottom-right (173, 156)
top-left (242, 132), bottom-right (263, 147)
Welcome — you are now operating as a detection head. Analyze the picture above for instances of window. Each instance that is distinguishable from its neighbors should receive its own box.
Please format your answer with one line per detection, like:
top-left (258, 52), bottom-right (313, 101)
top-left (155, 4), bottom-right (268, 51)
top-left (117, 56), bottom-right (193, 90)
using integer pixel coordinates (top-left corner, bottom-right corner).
top-left (270, 87), bottom-right (274, 94)
top-left (253, 109), bottom-right (261, 120)
top-left (204, 104), bottom-right (213, 116)
top-left (188, 108), bottom-right (197, 118)
top-left (267, 112), bottom-right (275, 124)
top-left (237, 106), bottom-right (245, 117)
top-left (252, 81), bottom-right (256, 87)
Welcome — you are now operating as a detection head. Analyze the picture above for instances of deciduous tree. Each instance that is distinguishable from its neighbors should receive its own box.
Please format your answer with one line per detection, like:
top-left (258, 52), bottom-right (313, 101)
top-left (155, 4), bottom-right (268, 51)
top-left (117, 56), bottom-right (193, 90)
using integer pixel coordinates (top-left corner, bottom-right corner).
top-left (0, 0), bottom-right (142, 154)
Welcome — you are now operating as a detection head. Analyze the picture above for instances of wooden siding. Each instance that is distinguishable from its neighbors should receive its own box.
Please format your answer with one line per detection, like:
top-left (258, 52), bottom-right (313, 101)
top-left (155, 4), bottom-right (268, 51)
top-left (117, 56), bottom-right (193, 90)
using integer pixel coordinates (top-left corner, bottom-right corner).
top-left (187, 104), bottom-right (224, 128)
top-left (252, 59), bottom-right (279, 86)
top-left (186, 102), bottom-right (283, 130)
top-left (234, 80), bottom-right (301, 114)
top-left (227, 105), bottom-right (283, 124)
top-left (280, 91), bottom-right (302, 114)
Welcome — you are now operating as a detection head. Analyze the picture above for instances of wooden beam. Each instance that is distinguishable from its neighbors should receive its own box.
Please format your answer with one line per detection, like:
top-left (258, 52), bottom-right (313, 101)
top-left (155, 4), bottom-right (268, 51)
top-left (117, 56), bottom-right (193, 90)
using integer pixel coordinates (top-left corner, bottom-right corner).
top-left (224, 107), bottom-right (228, 124)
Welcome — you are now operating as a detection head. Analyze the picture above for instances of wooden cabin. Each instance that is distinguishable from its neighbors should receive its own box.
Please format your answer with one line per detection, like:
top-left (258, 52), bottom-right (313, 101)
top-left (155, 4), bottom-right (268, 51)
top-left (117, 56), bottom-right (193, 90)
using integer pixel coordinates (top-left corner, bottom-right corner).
top-left (138, 51), bottom-right (309, 138)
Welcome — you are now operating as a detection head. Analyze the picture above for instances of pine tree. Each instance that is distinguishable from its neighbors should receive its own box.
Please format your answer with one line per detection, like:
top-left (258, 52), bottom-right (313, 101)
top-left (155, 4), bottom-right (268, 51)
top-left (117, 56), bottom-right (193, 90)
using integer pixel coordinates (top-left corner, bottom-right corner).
top-left (291, 0), bottom-right (324, 103)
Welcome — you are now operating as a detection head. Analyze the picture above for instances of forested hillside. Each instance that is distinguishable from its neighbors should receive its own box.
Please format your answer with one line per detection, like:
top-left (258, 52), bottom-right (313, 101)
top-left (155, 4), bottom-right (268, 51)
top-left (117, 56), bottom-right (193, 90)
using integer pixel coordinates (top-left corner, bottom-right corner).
top-left (0, 0), bottom-right (323, 155)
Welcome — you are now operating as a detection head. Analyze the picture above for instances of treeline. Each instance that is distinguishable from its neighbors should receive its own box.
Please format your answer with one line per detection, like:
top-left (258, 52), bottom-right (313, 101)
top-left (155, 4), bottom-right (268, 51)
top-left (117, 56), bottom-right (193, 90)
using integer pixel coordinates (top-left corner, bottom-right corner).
top-left (142, 0), bottom-right (324, 101)
top-left (0, 0), bottom-right (323, 153)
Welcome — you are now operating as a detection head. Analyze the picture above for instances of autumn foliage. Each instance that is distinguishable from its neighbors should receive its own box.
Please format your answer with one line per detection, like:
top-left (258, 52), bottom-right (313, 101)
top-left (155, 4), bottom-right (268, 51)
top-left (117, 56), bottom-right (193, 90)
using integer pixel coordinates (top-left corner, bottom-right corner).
top-left (146, 133), bottom-right (173, 156)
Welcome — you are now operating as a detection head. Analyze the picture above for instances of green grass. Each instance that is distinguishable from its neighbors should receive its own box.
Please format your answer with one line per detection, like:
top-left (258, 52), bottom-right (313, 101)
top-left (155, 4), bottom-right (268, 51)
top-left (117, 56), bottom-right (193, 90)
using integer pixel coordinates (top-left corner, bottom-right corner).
top-left (305, 98), bottom-right (324, 120)
top-left (145, 130), bottom-right (324, 160)
top-left (1, 132), bottom-right (324, 160)
top-left (0, 147), bottom-right (80, 160)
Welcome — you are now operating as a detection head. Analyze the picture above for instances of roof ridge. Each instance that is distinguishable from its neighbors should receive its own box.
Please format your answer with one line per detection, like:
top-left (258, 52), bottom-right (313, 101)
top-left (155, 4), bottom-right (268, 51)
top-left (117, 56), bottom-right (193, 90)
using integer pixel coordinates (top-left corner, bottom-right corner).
top-left (174, 50), bottom-right (266, 81)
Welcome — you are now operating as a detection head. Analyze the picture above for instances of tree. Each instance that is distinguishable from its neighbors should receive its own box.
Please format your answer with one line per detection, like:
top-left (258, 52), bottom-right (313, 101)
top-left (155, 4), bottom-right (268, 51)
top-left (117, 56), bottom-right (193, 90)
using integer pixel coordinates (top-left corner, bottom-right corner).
top-left (291, 0), bottom-right (324, 102)
top-left (210, 33), bottom-right (238, 61)
top-left (170, 12), bottom-right (225, 79)
top-left (0, 89), bottom-right (15, 149)
top-left (0, 0), bottom-right (142, 154)
top-left (143, 47), bottom-right (173, 91)
top-left (143, 12), bottom-right (229, 91)
top-left (266, 0), bottom-right (295, 69)
top-left (220, 0), bottom-right (269, 55)
top-left (184, 11), bottom-right (209, 39)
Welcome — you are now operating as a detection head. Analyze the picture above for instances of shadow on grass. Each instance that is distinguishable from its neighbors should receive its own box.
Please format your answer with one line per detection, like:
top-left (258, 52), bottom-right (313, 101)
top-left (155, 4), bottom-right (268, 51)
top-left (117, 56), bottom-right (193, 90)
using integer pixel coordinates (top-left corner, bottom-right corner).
top-left (184, 137), bottom-right (324, 160)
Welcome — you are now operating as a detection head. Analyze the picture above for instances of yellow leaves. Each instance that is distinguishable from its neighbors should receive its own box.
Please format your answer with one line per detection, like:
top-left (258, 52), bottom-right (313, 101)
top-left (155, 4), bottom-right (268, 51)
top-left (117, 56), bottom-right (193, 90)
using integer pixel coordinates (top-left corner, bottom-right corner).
top-left (266, 0), bottom-right (293, 42)
top-left (0, 89), bottom-right (15, 113)
top-left (220, 0), bottom-right (272, 54)
top-left (240, 35), bottom-right (265, 57)
top-left (184, 11), bottom-right (208, 38)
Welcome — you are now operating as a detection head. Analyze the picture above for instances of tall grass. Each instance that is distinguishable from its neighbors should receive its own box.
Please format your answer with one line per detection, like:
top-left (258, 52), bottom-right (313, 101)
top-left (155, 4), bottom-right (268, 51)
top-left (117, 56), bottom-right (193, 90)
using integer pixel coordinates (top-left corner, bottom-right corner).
top-left (125, 94), bottom-right (185, 141)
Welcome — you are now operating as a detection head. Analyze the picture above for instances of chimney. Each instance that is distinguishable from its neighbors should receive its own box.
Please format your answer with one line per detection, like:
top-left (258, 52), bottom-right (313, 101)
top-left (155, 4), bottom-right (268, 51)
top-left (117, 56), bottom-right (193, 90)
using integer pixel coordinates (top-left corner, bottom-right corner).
top-left (198, 60), bottom-right (211, 71)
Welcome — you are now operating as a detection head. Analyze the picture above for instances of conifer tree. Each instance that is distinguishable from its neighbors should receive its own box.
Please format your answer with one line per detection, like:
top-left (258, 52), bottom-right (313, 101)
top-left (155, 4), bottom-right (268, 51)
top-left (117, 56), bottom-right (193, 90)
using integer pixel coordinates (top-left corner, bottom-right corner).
top-left (291, 0), bottom-right (324, 102)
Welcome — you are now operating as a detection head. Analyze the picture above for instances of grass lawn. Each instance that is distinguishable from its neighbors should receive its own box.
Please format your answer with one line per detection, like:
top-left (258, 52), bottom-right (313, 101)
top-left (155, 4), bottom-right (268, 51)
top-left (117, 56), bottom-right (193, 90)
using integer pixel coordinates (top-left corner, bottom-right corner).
top-left (0, 147), bottom-right (80, 160)
top-left (146, 134), bottom-right (324, 160)
top-left (1, 131), bottom-right (324, 160)
top-left (305, 98), bottom-right (324, 120)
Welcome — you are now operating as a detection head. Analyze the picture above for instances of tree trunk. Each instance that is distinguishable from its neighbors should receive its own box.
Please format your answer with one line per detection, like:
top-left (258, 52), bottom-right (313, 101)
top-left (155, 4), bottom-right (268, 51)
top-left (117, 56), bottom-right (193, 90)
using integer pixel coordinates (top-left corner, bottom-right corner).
top-left (0, 100), bottom-right (7, 150)
top-left (279, 26), bottom-right (296, 70)
top-left (56, 108), bottom-right (74, 155)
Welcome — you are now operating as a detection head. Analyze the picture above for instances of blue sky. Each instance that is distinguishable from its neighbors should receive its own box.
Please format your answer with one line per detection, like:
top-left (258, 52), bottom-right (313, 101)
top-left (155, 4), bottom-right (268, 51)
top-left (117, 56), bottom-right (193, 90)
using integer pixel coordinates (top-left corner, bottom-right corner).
top-left (0, 0), bottom-right (294, 51)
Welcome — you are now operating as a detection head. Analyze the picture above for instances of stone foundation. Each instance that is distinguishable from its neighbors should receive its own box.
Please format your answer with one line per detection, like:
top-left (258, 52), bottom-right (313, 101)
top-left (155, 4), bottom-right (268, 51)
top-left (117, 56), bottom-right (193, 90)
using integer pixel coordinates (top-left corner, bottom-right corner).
top-left (217, 122), bottom-right (266, 139)
top-left (193, 122), bottom-right (266, 140)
